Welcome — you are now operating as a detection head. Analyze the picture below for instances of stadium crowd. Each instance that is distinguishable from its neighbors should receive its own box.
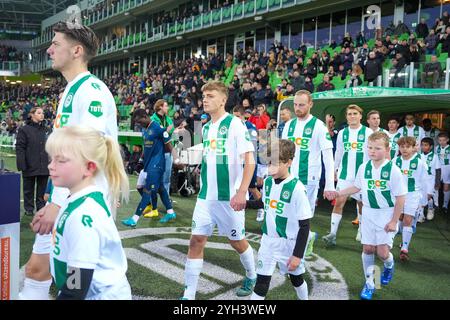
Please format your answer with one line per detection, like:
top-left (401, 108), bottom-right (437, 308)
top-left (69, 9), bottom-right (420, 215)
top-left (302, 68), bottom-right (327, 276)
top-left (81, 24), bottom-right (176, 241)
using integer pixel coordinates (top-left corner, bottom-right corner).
top-left (1, 10), bottom-right (450, 137)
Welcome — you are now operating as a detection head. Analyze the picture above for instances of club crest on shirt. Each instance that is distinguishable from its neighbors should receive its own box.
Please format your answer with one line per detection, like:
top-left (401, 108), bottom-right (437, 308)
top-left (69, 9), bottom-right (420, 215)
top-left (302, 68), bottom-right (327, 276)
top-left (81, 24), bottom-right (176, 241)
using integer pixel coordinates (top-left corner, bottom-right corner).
top-left (219, 126), bottom-right (228, 135)
top-left (305, 128), bottom-right (312, 135)
top-left (382, 171), bottom-right (389, 179)
top-left (358, 134), bottom-right (365, 140)
top-left (64, 93), bottom-right (73, 108)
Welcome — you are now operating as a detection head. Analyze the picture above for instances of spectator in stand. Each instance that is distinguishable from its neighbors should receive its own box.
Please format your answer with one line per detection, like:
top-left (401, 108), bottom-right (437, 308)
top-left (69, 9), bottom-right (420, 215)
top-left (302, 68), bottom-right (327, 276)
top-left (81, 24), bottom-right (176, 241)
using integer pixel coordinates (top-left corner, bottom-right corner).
top-left (342, 32), bottom-right (353, 48)
top-left (319, 50), bottom-right (330, 73)
top-left (346, 65), bottom-right (363, 88)
top-left (317, 74), bottom-right (335, 92)
top-left (325, 65), bottom-right (336, 80)
top-left (250, 81), bottom-right (266, 106)
top-left (290, 70), bottom-right (306, 92)
top-left (416, 18), bottom-right (429, 39)
top-left (364, 51), bottom-right (382, 85)
top-left (441, 26), bottom-right (450, 55)
top-left (249, 104), bottom-right (270, 130)
top-left (337, 64), bottom-right (347, 80)
top-left (426, 29), bottom-right (439, 54)
top-left (356, 31), bottom-right (367, 47)
top-left (303, 76), bottom-right (314, 93)
top-left (341, 47), bottom-right (354, 75)
top-left (443, 11), bottom-right (450, 27)
top-left (421, 55), bottom-right (443, 88)
top-left (304, 58), bottom-right (318, 79)
top-left (409, 44), bottom-right (421, 64)
top-left (435, 19), bottom-right (447, 36)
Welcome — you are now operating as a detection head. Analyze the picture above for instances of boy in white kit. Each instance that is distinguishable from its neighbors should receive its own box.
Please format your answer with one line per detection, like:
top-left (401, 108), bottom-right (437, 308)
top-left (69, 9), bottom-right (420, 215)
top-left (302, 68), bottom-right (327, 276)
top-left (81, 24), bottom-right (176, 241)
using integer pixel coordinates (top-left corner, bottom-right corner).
top-left (419, 137), bottom-right (441, 221)
top-left (436, 132), bottom-right (450, 213)
top-left (393, 136), bottom-right (428, 261)
top-left (323, 104), bottom-right (373, 246)
top-left (246, 139), bottom-right (312, 300)
top-left (329, 132), bottom-right (406, 300)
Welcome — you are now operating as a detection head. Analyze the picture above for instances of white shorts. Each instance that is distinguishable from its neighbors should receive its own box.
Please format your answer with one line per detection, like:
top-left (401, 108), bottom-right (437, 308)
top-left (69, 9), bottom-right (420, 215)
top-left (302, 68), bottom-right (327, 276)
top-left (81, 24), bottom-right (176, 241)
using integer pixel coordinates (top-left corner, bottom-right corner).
top-left (137, 170), bottom-right (147, 188)
top-left (403, 192), bottom-right (421, 216)
top-left (441, 165), bottom-right (450, 184)
top-left (191, 199), bottom-right (246, 240)
top-left (361, 213), bottom-right (397, 249)
top-left (32, 233), bottom-right (52, 255)
top-left (336, 179), bottom-right (362, 201)
top-left (256, 235), bottom-right (305, 276)
top-left (257, 164), bottom-right (268, 179)
top-left (425, 176), bottom-right (435, 195)
top-left (305, 184), bottom-right (319, 216)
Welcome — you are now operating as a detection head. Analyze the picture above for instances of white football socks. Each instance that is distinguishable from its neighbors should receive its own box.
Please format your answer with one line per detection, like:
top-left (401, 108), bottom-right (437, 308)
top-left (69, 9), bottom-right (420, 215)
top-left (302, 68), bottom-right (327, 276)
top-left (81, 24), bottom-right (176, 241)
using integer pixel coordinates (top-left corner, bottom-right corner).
top-left (330, 213), bottom-right (342, 235)
top-left (401, 226), bottom-right (414, 251)
top-left (19, 278), bottom-right (52, 300)
top-left (362, 253), bottom-right (375, 289)
top-left (239, 246), bottom-right (256, 279)
top-left (183, 258), bottom-right (203, 300)
top-left (444, 191), bottom-right (450, 208)
top-left (382, 252), bottom-right (394, 269)
top-left (294, 281), bottom-right (309, 300)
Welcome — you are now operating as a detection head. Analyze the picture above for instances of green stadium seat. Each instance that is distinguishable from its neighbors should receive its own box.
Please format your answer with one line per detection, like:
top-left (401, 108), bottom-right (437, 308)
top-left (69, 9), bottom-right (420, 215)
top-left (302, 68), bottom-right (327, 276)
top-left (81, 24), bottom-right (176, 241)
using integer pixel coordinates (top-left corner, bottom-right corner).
top-left (313, 73), bottom-right (324, 88)
top-left (194, 16), bottom-right (202, 29)
top-left (222, 7), bottom-right (231, 20)
top-left (436, 43), bottom-right (442, 57)
top-left (234, 3), bottom-right (243, 16)
top-left (244, 1), bottom-right (254, 15)
top-left (202, 12), bottom-right (211, 26)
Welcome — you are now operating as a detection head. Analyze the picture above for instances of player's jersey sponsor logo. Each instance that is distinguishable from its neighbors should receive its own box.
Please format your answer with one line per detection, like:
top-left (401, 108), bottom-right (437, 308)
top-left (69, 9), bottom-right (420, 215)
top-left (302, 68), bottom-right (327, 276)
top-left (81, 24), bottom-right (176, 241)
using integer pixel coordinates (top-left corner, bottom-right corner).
top-left (54, 113), bottom-right (70, 128)
top-left (203, 138), bottom-right (226, 155)
top-left (264, 198), bottom-right (285, 215)
top-left (288, 136), bottom-right (310, 150)
top-left (88, 101), bottom-right (103, 118)
top-left (344, 142), bottom-right (363, 152)
top-left (402, 169), bottom-right (413, 177)
top-left (367, 179), bottom-right (387, 190)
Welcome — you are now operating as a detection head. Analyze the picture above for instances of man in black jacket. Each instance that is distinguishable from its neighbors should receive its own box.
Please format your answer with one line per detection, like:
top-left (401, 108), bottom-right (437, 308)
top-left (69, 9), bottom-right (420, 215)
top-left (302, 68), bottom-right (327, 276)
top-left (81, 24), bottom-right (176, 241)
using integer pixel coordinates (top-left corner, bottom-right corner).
top-left (364, 52), bottom-right (382, 85)
top-left (416, 18), bottom-right (429, 39)
top-left (15, 107), bottom-right (50, 216)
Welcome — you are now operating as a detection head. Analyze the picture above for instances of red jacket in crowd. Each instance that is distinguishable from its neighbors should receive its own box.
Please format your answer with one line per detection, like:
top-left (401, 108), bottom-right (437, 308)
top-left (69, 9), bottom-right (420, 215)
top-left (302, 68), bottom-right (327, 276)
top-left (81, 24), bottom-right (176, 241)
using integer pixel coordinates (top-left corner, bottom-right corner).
top-left (249, 113), bottom-right (270, 130)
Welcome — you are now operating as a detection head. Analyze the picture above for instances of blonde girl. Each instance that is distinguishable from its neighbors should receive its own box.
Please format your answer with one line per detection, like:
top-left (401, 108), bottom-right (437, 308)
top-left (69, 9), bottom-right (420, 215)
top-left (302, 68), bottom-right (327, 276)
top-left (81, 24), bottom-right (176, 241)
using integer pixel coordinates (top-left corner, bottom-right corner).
top-left (46, 125), bottom-right (131, 300)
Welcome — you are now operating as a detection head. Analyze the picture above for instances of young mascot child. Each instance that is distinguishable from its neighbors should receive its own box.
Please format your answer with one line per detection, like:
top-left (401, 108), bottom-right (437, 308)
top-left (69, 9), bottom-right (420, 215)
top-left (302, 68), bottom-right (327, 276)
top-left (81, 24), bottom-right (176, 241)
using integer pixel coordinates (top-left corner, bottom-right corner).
top-left (393, 136), bottom-right (428, 261)
top-left (419, 137), bottom-right (441, 221)
top-left (329, 132), bottom-right (406, 300)
top-left (246, 139), bottom-right (313, 300)
top-left (46, 126), bottom-right (131, 299)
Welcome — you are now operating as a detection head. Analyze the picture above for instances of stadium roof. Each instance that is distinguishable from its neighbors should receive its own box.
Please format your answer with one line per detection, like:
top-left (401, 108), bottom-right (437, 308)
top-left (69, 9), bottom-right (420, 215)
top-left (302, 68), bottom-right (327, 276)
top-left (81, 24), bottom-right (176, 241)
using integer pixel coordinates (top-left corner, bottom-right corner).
top-left (0, 0), bottom-right (77, 33)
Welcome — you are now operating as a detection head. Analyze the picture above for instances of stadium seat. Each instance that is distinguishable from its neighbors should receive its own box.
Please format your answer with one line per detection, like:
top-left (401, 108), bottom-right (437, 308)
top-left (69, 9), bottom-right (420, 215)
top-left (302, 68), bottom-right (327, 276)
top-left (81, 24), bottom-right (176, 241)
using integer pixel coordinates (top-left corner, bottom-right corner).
top-left (222, 7), bottom-right (232, 20)
top-left (244, 1), bottom-right (254, 15)
top-left (203, 12), bottom-right (211, 26)
top-left (234, 3), bottom-right (243, 16)
top-left (313, 73), bottom-right (324, 88)
top-left (194, 16), bottom-right (202, 29)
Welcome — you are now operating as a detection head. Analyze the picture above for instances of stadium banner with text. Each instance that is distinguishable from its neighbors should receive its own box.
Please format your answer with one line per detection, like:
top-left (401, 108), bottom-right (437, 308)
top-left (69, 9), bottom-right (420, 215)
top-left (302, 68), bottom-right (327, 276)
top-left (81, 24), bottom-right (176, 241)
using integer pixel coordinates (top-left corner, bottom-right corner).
top-left (0, 172), bottom-right (20, 300)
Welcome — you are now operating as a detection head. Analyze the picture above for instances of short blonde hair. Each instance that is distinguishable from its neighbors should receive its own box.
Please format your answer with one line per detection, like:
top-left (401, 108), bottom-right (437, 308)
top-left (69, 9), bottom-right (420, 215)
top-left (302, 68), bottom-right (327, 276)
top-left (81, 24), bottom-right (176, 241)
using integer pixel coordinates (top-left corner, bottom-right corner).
top-left (346, 104), bottom-right (363, 115)
top-left (397, 136), bottom-right (417, 147)
top-left (46, 126), bottom-right (129, 206)
top-left (295, 90), bottom-right (312, 103)
top-left (368, 131), bottom-right (390, 148)
top-left (202, 81), bottom-right (228, 99)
